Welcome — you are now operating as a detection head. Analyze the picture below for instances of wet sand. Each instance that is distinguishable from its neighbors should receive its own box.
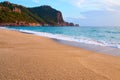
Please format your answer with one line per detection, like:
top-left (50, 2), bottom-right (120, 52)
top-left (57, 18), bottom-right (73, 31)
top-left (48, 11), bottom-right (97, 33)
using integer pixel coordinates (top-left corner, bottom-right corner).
top-left (0, 29), bottom-right (120, 80)
top-left (55, 39), bottom-right (120, 56)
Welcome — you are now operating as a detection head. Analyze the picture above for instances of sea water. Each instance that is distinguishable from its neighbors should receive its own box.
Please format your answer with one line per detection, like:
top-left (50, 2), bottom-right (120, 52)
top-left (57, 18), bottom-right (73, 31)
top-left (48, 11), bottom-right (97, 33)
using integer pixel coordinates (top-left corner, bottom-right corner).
top-left (6, 26), bottom-right (120, 49)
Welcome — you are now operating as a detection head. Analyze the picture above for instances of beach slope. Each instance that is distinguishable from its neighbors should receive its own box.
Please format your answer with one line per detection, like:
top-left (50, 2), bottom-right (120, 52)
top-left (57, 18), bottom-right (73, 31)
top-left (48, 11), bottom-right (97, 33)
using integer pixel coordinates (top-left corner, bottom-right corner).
top-left (0, 29), bottom-right (120, 80)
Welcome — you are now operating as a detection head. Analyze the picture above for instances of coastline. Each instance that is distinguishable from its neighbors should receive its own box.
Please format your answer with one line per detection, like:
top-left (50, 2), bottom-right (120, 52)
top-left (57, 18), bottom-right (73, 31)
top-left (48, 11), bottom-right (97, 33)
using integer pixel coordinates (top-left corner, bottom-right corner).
top-left (54, 39), bottom-right (120, 56)
top-left (0, 29), bottom-right (120, 80)
top-left (4, 26), bottom-right (120, 56)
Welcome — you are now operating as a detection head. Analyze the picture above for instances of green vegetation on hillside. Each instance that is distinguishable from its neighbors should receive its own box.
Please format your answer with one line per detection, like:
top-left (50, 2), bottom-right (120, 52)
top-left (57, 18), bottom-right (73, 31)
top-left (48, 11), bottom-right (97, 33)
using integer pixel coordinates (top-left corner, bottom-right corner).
top-left (0, 1), bottom-right (77, 26)
top-left (28, 6), bottom-right (64, 25)
top-left (0, 2), bottom-right (36, 23)
top-left (0, 10), bottom-right (35, 23)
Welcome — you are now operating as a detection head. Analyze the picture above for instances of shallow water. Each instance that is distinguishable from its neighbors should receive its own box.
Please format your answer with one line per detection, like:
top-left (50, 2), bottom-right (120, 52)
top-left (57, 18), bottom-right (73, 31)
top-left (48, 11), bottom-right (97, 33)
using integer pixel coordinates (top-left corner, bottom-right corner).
top-left (6, 26), bottom-right (120, 49)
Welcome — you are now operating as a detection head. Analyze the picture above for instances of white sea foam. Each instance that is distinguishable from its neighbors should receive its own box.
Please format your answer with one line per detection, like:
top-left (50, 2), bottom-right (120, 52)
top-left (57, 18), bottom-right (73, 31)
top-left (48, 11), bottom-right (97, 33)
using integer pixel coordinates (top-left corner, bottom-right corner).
top-left (4, 28), bottom-right (120, 49)
top-left (0, 27), bottom-right (8, 29)
top-left (18, 30), bottom-right (111, 47)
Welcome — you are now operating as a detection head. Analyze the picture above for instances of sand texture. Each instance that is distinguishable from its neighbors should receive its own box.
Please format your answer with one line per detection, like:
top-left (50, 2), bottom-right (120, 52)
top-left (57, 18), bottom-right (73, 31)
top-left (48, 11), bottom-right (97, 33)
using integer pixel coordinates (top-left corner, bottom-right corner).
top-left (0, 29), bottom-right (120, 80)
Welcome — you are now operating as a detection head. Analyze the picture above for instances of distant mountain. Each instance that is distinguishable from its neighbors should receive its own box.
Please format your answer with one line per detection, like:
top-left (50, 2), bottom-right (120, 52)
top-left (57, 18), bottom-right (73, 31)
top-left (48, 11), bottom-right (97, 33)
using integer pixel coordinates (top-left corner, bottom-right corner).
top-left (28, 6), bottom-right (64, 26)
top-left (0, 1), bottom-right (79, 26)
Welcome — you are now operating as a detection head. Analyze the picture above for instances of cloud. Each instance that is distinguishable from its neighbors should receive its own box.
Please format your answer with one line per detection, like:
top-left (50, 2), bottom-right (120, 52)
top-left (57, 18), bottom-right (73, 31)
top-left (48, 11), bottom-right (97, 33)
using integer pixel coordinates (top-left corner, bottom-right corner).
top-left (61, 0), bottom-right (120, 26)
top-left (32, 0), bottom-right (40, 3)
top-left (66, 0), bottom-right (120, 12)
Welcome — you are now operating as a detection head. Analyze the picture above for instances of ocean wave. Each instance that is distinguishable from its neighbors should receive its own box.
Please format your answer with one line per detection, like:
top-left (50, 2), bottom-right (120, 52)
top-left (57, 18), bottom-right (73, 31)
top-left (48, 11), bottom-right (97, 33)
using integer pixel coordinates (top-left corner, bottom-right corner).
top-left (18, 29), bottom-right (120, 48)
top-left (5, 28), bottom-right (120, 49)
top-left (0, 27), bottom-right (8, 29)
top-left (105, 31), bottom-right (120, 34)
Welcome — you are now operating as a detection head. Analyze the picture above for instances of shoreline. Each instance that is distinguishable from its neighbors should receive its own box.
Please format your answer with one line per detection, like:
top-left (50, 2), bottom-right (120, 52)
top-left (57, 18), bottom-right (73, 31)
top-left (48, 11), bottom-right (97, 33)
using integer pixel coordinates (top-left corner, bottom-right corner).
top-left (54, 39), bottom-right (120, 56)
top-left (3, 26), bottom-right (120, 50)
top-left (3, 27), bottom-right (120, 56)
top-left (1, 26), bottom-right (120, 56)
top-left (1, 27), bottom-right (120, 56)
top-left (0, 29), bottom-right (120, 80)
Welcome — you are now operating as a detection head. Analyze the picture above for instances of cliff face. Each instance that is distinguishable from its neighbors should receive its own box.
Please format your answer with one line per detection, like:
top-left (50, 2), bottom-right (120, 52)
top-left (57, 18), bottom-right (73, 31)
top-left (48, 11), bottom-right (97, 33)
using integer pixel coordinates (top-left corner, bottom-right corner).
top-left (28, 6), bottom-right (64, 26)
top-left (57, 12), bottom-right (64, 24)
top-left (28, 6), bottom-right (78, 26)
top-left (0, 1), bottom-right (79, 26)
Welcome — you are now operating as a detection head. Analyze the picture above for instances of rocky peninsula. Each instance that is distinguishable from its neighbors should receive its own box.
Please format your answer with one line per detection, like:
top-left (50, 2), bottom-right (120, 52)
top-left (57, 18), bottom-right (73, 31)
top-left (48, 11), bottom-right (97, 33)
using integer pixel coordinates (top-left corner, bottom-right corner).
top-left (0, 1), bottom-right (79, 26)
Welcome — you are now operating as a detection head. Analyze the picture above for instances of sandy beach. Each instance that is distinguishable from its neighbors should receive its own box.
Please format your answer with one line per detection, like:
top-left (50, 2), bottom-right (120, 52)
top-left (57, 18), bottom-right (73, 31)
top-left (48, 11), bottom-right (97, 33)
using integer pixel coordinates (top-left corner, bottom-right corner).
top-left (0, 29), bottom-right (120, 80)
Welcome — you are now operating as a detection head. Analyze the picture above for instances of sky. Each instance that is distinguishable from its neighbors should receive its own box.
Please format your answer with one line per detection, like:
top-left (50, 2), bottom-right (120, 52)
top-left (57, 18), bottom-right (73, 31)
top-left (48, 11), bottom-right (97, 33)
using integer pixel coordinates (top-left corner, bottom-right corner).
top-left (1, 0), bottom-right (120, 26)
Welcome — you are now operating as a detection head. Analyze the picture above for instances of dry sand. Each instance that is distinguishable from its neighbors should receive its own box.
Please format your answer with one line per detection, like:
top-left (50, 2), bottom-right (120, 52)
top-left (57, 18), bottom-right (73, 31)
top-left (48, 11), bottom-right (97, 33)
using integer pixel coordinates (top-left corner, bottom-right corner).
top-left (0, 29), bottom-right (120, 80)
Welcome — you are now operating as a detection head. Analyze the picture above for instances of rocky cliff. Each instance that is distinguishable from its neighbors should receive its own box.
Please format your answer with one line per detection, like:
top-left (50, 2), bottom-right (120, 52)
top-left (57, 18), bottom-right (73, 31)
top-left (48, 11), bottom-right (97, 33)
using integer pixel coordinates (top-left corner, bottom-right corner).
top-left (0, 1), bottom-right (79, 26)
top-left (28, 5), bottom-right (65, 26)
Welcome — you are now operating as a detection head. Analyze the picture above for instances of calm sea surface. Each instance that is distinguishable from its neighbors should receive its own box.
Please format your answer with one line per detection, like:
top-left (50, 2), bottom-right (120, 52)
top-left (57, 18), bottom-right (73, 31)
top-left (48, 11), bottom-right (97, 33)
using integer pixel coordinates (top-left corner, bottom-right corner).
top-left (7, 26), bottom-right (120, 49)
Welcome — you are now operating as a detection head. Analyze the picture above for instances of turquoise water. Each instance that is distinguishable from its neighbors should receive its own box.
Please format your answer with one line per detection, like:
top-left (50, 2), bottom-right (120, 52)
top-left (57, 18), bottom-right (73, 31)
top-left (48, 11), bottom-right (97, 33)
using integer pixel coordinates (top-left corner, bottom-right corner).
top-left (6, 26), bottom-right (120, 48)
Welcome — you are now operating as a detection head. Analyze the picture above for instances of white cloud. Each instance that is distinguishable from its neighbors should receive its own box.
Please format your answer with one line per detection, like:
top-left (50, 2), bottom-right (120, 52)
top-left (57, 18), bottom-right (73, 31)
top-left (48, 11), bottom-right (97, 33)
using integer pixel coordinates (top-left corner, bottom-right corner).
top-left (62, 0), bottom-right (120, 26)
top-left (32, 0), bottom-right (40, 3)
top-left (65, 15), bottom-right (86, 20)
top-left (66, 0), bottom-right (120, 12)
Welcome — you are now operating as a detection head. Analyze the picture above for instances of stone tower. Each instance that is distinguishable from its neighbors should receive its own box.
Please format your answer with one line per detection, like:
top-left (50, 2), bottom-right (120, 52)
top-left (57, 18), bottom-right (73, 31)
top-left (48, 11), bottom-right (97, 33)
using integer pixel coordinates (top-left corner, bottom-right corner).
top-left (13, 7), bottom-right (21, 13)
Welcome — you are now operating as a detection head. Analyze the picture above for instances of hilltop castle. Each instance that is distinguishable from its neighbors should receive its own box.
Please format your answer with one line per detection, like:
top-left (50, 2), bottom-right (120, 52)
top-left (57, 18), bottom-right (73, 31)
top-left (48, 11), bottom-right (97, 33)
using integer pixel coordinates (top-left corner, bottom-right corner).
top-left (13, 7), bottom-right (21, 13)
